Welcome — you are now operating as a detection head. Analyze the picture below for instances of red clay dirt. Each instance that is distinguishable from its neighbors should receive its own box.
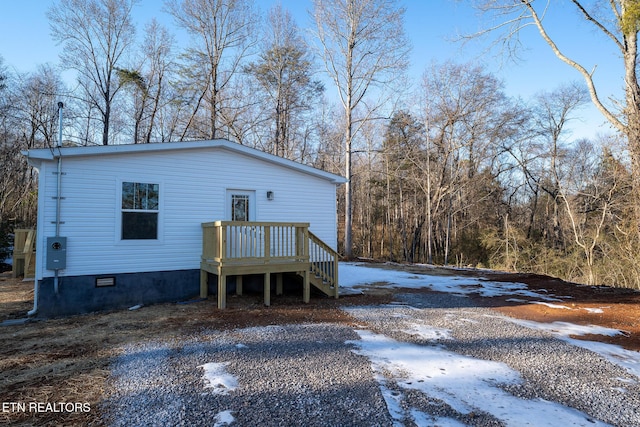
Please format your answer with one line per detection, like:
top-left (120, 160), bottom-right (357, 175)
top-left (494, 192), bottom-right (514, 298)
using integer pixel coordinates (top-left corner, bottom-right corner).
top-left (481, 271), bottom-right (640, 352)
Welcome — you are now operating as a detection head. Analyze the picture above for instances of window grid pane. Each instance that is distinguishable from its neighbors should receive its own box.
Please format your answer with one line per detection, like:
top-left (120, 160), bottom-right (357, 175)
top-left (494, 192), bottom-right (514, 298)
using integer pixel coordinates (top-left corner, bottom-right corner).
top-left (231, 195), bottom-right (249, 221)
top-left (122, 182), bottom-right (134, 209)
top-left (123, 182), bottom-right (159, 212)
top-left (148, 184), bottom-right (159, 210)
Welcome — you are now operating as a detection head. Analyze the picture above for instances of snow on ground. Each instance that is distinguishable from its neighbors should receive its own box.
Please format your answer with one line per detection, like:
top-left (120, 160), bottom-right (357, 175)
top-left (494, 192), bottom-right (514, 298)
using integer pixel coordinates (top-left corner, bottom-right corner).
top-left (529, 301), bottom-right (573, 309)
top-left (198, 363), bottom-right (238, 425)
top-left (529, 301), bottom-right (608, 314)
top-left (498, 317), bottom-right (640, 379)
top-left (348, 330), bottom-right (609, 427)
top-left (199, 362), bottom-right (238, 395)
top-left (339, 262), bottom-right (564, 301)
top-left (338, 262), bottom-right (640, 376)
top-left (338, 262), bottom-right (640, 425)
top-left (212, 410), bottom-right (235, 427)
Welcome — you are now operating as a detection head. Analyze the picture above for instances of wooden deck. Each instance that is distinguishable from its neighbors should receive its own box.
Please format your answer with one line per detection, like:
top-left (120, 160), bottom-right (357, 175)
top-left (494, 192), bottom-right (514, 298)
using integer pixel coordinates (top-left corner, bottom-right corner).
top-left (200, 221), bottom-right (339, 308)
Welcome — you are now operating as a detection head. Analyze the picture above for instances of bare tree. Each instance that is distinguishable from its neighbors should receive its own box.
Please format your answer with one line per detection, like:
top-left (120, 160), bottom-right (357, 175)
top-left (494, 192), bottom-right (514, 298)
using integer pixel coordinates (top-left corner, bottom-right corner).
top-left (19, 65), bottom-right (70, 149)
top-left (556, 140), bottom-right (619, 285)
top-left (141, 20), bottom-right (176, 143)
top-left (0, 59), bottom-right (19, 226)
top-left (312, 0), bottom-right (409, 257)
top-left (117, 68), bottom-right (147, 143)
top-left (48, 0), bottom-right (138, 145)
top-left (246, 4), bottom-right (323, 159)
top-left (419, 61), bottom-right (519, 265)
top-left (119, 19), bottom-right (176, 143)
top-left (381, 111), bottom-right (424, 262)
top-left (1, 65), bottom-right (69, 227)
top-left (166, 0), bottom-right (257, 141)
top-left (534, 83), bottom-right (589, 246)
top-left (504, 83), bottom-right (589, 249)
top-left (470, 0), bottom-right (640, 236)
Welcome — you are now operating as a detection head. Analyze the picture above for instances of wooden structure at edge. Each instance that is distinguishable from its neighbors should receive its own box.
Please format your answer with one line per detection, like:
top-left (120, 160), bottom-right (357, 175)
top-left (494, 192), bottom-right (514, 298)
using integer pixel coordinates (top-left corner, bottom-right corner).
top-left (12, 229), bottom-right (35, 279)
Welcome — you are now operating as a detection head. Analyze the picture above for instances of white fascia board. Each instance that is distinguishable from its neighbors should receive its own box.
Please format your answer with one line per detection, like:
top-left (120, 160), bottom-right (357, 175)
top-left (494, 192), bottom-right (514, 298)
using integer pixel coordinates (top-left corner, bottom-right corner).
top-left (22, 139), bottom-right (347, 185)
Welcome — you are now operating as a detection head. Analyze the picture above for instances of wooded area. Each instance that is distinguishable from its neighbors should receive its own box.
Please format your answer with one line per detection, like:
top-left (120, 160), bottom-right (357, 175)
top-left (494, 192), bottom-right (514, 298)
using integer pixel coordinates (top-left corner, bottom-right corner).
top-left (2, 0), bottom-right (640, 288)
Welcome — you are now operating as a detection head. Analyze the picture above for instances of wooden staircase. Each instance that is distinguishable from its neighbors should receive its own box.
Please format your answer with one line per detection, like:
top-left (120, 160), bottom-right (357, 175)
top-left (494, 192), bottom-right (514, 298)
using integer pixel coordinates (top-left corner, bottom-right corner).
top-left (305, 231), bottom-right (339, 298)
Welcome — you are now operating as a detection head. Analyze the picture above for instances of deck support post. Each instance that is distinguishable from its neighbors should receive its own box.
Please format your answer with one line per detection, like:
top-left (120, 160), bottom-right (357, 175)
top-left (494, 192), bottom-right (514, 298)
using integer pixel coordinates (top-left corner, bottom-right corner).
top-left (276, 273), bottom-right (283, 295)
top-left (218, 273), bottom-right (227, 309)
top-left (302, 270), bottom-right (310, 303)
top-left (264, 273), bottom-right (271, 306)
top-left (200, 269), bottom-right (208, 299)
top-left (236, 275), bottom-right (243, 296)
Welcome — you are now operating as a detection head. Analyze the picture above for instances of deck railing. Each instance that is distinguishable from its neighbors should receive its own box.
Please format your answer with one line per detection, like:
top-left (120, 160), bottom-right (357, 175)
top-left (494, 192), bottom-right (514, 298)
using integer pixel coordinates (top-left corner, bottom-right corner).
top-left (202, 221), bottom-right (310, 265)
top-left (308, 231), bottom-right (339, 293)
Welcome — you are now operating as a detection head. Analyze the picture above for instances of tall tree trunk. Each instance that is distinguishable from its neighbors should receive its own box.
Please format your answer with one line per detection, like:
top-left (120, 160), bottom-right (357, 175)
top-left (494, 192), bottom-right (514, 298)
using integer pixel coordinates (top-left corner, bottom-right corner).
top-left (313, 0), bottom-right (408, 259)
top-left (102, 102), bottom-right (110, 145)
top-left (624, 27), bottom-right (640, 238)
top-left (344, 105), bottom-right (353, 258)
top-left (211, 69), bottom-right (218, 140)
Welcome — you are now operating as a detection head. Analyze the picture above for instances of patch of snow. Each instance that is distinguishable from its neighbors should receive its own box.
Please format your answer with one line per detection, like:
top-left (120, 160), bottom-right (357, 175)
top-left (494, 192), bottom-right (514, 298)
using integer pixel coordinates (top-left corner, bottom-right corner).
top-left (530, 301), bottom-right (572, 309)
top-left (504, 318), bottom-right (623, 338)
top-left (349, 329), bottom-right (610, 426)
top-left (375, 372), bottom-right (405, 426)
top-left (213, 410), bottom-right (235, 426)
top-left (499, 317), bottom-right (640, 378)
top-left (410, 410), bottom-right (467, 427)
top-left (199, 362), bottom-right (238, 395)
top-left (339, 263), bottom-right (564, 301)
top-left (401, 323), bottom-right (452, 341)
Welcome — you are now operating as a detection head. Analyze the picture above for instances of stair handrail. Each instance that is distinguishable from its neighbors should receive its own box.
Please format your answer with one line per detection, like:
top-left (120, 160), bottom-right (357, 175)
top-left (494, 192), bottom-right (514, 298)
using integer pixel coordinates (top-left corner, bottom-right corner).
top-left (307, 231), bottom-right (339, 298)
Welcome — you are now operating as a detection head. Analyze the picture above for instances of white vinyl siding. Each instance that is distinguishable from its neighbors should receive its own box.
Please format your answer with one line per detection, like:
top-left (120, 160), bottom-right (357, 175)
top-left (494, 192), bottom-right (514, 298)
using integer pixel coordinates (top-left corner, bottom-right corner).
top-left (34, 147), bottom-right (339, 279)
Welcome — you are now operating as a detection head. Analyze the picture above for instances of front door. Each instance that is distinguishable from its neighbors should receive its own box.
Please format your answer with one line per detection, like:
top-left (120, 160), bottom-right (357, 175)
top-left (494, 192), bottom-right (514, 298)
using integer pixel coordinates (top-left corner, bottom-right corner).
top-left (227, 190), bottom-right (255, 221)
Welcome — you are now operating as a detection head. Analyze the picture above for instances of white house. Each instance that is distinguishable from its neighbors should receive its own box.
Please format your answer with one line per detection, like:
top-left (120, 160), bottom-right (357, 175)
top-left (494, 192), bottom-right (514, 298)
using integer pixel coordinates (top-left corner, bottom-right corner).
top-left (23, 139), bottom-right (346, 317)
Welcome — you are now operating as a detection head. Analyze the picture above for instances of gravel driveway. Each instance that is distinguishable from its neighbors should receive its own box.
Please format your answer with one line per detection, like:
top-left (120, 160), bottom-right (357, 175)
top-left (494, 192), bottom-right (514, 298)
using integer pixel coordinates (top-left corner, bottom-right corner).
top-left (102, 291), bottom-right (640, 426)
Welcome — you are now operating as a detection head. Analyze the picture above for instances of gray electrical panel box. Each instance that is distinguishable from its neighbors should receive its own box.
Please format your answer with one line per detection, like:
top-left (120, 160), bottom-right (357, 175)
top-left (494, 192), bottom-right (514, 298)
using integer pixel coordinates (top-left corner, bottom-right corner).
top-left (46, 236), bottom-right (67, 270)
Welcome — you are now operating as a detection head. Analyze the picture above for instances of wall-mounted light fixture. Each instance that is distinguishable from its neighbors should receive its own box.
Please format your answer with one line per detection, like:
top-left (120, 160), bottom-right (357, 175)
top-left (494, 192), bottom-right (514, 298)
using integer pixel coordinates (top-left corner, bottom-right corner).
top-left (267, 191), bottom-right (274, 201)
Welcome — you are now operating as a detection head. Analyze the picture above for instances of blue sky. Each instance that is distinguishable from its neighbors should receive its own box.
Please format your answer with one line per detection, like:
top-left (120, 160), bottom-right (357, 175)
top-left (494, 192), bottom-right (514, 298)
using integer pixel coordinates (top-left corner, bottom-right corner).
top-left (0, 0), bottom-right (621, 139)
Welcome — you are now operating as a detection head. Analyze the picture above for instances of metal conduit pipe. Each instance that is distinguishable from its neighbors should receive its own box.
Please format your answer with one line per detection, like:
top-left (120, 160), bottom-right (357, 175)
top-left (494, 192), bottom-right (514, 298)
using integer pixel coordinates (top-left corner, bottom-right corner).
top-left (54, 102), bottom-right (63, 295)
top-left (28, 101), bottom-right (64, 316)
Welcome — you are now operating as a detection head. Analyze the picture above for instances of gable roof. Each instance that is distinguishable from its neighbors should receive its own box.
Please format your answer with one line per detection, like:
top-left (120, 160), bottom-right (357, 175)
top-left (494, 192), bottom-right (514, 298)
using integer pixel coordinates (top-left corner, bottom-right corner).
top-left (23, 139), bottom-right (347, 185)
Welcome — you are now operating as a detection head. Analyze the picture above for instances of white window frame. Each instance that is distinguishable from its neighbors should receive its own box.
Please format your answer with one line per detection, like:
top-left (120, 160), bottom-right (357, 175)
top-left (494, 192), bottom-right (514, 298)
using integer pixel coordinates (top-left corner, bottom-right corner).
top-left (116, 180), bottom-right (163, 242)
